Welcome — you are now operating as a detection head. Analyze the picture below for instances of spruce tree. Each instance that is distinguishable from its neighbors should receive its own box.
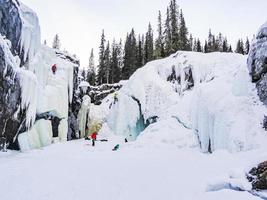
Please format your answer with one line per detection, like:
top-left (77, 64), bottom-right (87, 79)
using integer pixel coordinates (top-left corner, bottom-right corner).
top-left (155, 11), bottom-right (165, 59)
top-left (196, 39), bottom-right (202, 52)
top-left (222, 38), bottom-right (229, 52)
top-left (204, 40), bottom-right (208, 53)
top-left (144, 23), bottom-right (154, 63)
top-left (169, 0), bottom-right (179, 52)
top-left (245, 37), bottom-right (250, 54)
top-left (52, 34), bottom-right (61, 49)
top-left (110, 40), bottom-right (120, 83)
top-left (104, 41), bottom-right (111, 83)
top-left (207, 29), bottom-right (214, 52)
top-left (235, 39), bottom-right (245, 55)
top-left (228, 45), bottom-right (233, 52)
top-left (179, 9), bottom-right (190, 50)
top-left (164, 8), bottom-right (172, 56)
top-left (189, 34), bottom-right (193, 51)
top-left (87, 49), bottom-right (96, 85)
top-left (97, 30), bottom-right (106, 85)
top-left (117, 39), bottom-right (124, 71)
top-left (137, 35), bottom-right (144, 67)
top-left (81, 68), bottom-right (86, 80)
top-left (122, 29), bottom-right (138, 79)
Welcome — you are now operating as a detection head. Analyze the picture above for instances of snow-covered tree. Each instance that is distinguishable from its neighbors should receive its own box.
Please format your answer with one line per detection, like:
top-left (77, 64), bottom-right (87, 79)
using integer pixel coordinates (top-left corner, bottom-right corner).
top-left (97, 30), bottom-right (106, 85)
top-left (155, 11), bottom-right (165, 59)
top-left (87, 49), bottom-right (96, 85)
top-left (144, 23), bottom-right (154, 63)
top-left (164, 7), bottom-right (172, 56)
top-left (52, 34), bottom-right (61, 49)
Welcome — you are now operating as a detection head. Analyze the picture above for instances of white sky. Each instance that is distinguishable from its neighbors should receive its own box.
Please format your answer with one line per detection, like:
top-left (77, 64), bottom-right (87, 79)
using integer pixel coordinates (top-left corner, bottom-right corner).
top-left (21, 0), bottom-right (267, 67)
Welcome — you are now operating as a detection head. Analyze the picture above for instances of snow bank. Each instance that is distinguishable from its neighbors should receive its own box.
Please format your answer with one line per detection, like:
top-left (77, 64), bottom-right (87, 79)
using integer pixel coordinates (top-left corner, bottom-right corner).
top-left (105, 51), bottom-right (267, 152)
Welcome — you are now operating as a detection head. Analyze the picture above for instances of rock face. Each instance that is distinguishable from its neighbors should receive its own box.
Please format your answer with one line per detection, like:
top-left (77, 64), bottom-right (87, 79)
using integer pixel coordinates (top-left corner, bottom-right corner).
top-left (247, 161), bottom-right (267, 190)
top-left (248, 21), bottom-right (267, 105)
top-left (88, 83), bottom-right (123, 105)
top-left (0, 0), bottom-right (40, 150)
top-left (0, 0), bottom-right (22, 58)
top-left (0, 41), bottom-right (24, 150)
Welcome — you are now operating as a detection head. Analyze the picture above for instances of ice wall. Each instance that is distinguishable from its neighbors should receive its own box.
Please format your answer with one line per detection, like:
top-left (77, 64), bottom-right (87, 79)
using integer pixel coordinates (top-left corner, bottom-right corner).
top-left (78, 95), bottom-right (91, 138)
top-left (105, 51), bottom-right (267, 152)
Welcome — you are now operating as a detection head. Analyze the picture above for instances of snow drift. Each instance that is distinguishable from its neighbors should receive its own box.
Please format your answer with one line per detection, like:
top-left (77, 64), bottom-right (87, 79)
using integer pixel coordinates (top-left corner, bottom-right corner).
top-left (106, 51), bottom-right (267, 153)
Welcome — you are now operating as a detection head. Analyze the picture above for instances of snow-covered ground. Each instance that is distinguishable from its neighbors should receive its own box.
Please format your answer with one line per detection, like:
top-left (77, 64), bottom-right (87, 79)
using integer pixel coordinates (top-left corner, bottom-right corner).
top-left (0, 136), bottom-right (266, 200)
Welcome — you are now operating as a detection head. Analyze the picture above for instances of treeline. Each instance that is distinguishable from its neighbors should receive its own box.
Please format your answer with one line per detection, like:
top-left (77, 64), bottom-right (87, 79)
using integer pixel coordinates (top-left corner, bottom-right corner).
top-left (83, 0), bottom-right (251, 86)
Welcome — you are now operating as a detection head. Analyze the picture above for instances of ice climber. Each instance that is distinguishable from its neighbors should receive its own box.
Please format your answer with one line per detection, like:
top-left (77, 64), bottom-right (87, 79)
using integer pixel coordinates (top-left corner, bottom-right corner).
top-left (91, 132), bottom-right (97, 146)
top-left (113, 92), bottom-right (118, 104)
top-left (52, 64), bottom-right (57, 74)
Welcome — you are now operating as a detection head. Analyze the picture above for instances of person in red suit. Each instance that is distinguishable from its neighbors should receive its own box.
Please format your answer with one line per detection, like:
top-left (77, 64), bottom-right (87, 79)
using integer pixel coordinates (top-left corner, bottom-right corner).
top-left (91, 132), bottom-right (97, 146)
top-left (51, 64), bottom-right (57, 74)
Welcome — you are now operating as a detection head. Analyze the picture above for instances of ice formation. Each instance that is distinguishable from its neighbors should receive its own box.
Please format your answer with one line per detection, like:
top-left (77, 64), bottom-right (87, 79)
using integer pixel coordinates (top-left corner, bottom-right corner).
top-left (105, 51), bottom-right (267, 152)
top-left (78, 95), bottom-right (91, 138)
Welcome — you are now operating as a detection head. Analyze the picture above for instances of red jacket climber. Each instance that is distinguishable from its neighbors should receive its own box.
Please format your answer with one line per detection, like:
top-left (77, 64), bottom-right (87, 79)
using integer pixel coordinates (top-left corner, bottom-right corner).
top-left (91, 132), bottom-right (97, 140)
top-left (52, 64), bottom-right (57, 74)
top-left (91, 132), bottom-right (97, 147)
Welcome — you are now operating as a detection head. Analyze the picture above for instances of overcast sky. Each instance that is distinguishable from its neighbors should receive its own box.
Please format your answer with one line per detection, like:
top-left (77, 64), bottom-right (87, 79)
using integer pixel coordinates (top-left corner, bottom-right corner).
top-left (21, 0), bottom-right (267, 67)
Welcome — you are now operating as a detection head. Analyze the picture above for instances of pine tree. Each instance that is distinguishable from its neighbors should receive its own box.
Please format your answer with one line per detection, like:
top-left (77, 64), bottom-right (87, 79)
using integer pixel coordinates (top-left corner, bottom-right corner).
top-left (87, 49), bottom-right (96, 85)
top-left (52, 34), bottom-right (61, 49)
top-left (122, 29), bottom-right (138, 79)
top-left (155, 11), bottom-right (165, 59)
top-left (137, 35), bottom-right (144, 67)
top-left (164, 7), bottom-right (172, 56)
top-left (245, 37), bottom-right (250, 54)
top-left (196, 39), bottom-right (202, 52)
top-left (235, 39), bottom-right (245, 55)
top-left (221, 38), bottom-right (227, 52)
top-left (117, 39), bottom-right (124, 70)
top-left (179, 9), bottom-right (190, 50)
top-left (104, 41), bottom-right (111, 83)
top-left (189, 34), bottom-right (193, 51)
top-left (81, 68), bottom-right (86, 80)
top-left (144, 23), bottom-right (154, 63)
top-left (109, 40), bottom-right (119, 83)
top-left (217, 33), bottom-right (223, 52)
top-left (97, 30), bottom-right (106, 85)
top-left (207, 29), bottom-right (214, 52)
top-left (169, 0), bottom-right (180, 52)
top-left (228, 45), bottom-right (233, 52)
top-left (204, 40), bottom-right (208, 53)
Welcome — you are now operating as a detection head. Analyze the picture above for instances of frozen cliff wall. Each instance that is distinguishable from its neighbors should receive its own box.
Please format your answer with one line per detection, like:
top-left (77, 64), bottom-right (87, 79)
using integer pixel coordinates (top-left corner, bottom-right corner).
top-left (105, 51), bottom-right (267, 152)
top-left (0, 0), bottom-right (40, 67)
top-left (0, 0), bottom-right (39, 149)
top-left (248, 21), bottom-right (267, 105)
top-left (0, 0), bottom-right (81, 150)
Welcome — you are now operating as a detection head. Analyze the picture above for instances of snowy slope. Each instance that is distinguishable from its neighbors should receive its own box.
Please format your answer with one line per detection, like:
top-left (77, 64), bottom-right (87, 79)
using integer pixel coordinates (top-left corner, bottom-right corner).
top-left (0, 139), bottom-right (265, 200)
top-left (103, 51), bottom-right (267, 153)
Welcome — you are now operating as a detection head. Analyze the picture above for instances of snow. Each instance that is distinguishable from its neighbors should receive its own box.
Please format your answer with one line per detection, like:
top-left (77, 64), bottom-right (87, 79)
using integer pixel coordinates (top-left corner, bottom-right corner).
top-left (104, 51), bottom-right (267, 153)
top-left (0, 138), bottom-right (266, 200)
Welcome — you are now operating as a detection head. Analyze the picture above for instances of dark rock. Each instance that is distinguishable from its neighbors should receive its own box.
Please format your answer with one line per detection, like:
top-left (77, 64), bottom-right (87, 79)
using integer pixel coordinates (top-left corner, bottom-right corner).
top-left (247, 161), bottom-right (267, 190)
top-left (0, 0), bottom-right (22, 61)
top-left (88, 83), bottom-right (123, 105)
top-left (248, 22), bottom-right (267, 104)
